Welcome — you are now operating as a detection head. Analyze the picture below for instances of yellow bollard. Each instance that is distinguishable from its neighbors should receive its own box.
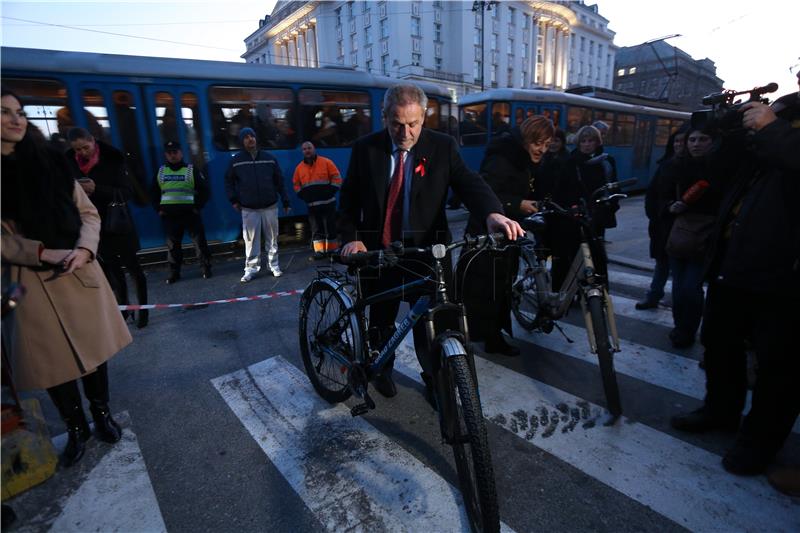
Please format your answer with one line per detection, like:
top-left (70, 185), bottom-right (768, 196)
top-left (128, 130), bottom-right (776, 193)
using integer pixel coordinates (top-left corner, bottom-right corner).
top-left (1, 398), bottom-right (58, 501)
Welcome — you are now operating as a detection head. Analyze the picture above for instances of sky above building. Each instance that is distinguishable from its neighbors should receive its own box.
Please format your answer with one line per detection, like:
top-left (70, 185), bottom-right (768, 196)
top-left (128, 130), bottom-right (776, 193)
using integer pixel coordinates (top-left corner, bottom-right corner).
top-left (2, 1), bottom-right (798, 102)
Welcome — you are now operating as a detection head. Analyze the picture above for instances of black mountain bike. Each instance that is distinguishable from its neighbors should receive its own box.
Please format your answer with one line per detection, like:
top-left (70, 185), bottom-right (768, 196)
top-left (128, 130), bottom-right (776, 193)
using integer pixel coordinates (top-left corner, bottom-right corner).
top-left (299, 236), bottom-right (507, 533)
top-left (510, 180), bottom-right (636, 420)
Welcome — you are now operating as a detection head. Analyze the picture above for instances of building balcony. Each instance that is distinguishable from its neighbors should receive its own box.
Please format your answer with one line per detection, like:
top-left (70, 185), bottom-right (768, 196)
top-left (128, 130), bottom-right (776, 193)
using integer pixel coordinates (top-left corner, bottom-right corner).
top-left (396, 64), bottom-right (464, 83)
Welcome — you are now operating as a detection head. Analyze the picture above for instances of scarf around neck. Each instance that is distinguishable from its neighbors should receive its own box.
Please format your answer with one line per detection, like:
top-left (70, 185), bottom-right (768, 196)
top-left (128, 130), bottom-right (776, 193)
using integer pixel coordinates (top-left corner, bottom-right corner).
top-left (75, 143), bottom-right (100, 175)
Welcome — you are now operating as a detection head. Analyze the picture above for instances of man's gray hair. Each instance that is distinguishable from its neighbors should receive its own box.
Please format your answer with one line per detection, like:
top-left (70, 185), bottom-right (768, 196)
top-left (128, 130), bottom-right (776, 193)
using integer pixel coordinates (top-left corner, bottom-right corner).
top-left (383, 84), bottom-right (428, 115)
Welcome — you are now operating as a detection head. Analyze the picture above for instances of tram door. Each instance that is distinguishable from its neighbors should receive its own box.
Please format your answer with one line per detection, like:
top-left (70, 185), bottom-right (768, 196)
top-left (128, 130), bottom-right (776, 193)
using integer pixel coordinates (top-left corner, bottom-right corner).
top-left (142, 85), bottom-right (239, 245)
top-left (76, 82), bottom-right (162, 248)
top-left (631, 116), bottom-right (656, 188)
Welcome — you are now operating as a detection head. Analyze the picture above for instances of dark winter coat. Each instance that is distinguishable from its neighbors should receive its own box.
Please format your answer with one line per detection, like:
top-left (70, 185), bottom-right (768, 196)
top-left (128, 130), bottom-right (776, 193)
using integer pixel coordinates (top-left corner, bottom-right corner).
top-left (65, 139), bottom-right (141, 254)
top-left (644, 158), bottom-right (680, 260)
top-left (705, 118), bottom-right (800, 294)
top-left (458, 132), bottom-right (534, 341)
top-left (224, 149), bottom-right (289, 209)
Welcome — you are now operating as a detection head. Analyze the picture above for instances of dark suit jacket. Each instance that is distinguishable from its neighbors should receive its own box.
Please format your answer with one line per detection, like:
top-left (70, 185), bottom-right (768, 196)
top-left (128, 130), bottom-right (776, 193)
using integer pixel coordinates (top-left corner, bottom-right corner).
top-left (339, 128), bottom-right (502, 249)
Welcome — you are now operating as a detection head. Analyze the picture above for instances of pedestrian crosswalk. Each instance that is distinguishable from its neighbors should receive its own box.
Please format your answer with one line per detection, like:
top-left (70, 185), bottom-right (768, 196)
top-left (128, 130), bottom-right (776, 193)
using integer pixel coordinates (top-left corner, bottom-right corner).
top-left (8, 268), bottom-right (798, 532)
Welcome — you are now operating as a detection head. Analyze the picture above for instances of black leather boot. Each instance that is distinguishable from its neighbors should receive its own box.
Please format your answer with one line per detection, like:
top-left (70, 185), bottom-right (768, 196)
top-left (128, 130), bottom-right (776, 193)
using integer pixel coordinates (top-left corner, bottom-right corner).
top-left (48, 381), bottom-right (91, 467)
top-left (89, 403), bottom-right (122, 443)
top-left (82, 363), bottom-right (121, 443)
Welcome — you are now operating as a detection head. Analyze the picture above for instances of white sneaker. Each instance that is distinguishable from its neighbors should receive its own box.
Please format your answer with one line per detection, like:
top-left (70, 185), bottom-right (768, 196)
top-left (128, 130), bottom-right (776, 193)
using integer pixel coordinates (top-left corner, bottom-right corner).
top-left (240, 272), bottom-right (255, 283)
top-left (271, 269), bottom-right (283, 277)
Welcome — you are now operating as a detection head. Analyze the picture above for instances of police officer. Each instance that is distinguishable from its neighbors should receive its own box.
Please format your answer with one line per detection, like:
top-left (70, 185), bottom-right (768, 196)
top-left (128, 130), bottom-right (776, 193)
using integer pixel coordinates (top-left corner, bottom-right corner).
top-left (152, 140), bottom-right (212, 283)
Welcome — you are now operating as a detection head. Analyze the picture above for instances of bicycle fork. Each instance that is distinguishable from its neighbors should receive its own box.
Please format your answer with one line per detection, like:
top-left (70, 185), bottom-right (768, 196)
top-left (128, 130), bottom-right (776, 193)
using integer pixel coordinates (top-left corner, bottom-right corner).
top-left (577, 243), bottom-right (620, 353)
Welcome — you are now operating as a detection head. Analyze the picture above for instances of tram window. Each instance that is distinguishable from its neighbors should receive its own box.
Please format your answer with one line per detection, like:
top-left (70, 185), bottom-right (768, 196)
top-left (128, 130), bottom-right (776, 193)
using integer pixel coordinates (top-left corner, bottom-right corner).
top-left (81, 90), bottom-right (112, 143)
top-left (540, 108), bottom-right (561, 129)
top-left (458, 103), bottom-right (487, 146)
top-left (181, 93), bottom-right (207, 167)
top-left (490, 101), bottom-right (511, 136)
top-left (565, 106), bottom-right (592, 144)
top-left (112, 90), bottom-right (148, 195)
top-left (593, 110), bottom-right (615, 145)
top-left (425, 98), bottom-right (448, 133)
top-left (299, 89), bottom-right (370, 147)
top-left (614, 113), bottom-right (636, 146)
top-left (654, 118), bottom-right (671, 146)
top-left (209, 86), bottom-right (295, 150)
top-left (154, 92), bottom-right (180, 148)
top-left (515, 108), bottom-right (524, 126)
top-left (3, 78), bottom-right (71, 149)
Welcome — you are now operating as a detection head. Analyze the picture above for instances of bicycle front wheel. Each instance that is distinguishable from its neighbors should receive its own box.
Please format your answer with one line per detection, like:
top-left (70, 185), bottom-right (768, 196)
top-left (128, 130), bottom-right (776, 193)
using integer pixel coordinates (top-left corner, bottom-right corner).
top-left (587, 295), bottom-right (622, 416)
top-left (443, 345), bottom-right (500, 533)
top-left (299, 280), bottom-right (362, 403)
top-left (511, 247), bottom-right (540, 331)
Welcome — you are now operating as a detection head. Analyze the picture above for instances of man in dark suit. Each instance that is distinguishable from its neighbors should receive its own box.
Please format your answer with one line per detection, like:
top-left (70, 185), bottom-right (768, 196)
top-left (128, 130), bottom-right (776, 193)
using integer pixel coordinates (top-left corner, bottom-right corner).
top-left (339, 83), bottom-right (523, 398)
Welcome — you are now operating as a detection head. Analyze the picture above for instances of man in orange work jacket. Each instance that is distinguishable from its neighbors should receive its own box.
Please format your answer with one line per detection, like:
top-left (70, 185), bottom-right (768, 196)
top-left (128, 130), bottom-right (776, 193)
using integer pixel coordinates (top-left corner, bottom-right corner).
top-left (293, 141), bottom-right (342, 258)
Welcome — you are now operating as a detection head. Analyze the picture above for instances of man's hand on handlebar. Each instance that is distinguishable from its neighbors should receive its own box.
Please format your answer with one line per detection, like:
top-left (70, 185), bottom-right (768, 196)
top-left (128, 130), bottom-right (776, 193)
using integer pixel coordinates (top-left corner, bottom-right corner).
top-left (519, 199), bottom-right (539, 215)
top-left (486, 213), bottom-right (525, 241)
top-left (341, 240), bottom-right (367, 256)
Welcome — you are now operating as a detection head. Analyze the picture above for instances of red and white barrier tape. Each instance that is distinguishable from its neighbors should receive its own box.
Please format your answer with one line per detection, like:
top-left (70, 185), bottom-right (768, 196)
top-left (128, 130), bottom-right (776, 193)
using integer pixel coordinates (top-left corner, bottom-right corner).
top-left (117, 289), bottom-right (303, 311)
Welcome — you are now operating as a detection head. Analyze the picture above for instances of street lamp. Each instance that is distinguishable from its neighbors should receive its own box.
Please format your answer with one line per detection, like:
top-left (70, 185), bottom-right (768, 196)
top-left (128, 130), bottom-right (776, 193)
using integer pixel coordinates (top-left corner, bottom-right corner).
top-left (643, 34), bottom-right (682, 100)
top-left (472, 1), bottom-right (497, 91)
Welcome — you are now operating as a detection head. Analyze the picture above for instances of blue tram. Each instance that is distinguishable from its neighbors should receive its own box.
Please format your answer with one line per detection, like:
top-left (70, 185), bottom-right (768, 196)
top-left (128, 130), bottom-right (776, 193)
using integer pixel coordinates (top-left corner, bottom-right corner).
top-left (456, 88), bottom-right (690, 190)
top-left (1, 47), bottom-right (454, 251)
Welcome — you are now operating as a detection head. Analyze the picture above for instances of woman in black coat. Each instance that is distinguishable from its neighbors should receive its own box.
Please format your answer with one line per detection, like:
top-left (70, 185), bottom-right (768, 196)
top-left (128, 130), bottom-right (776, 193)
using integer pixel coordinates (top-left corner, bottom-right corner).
top-left (549, 125), bottom-right (617, 291)
top-left (65, 128), bottom-right (149, 328)
top-left (637, 123), bottom-right (688, 309)
top-left (457, 116), bottom-right (554, 355)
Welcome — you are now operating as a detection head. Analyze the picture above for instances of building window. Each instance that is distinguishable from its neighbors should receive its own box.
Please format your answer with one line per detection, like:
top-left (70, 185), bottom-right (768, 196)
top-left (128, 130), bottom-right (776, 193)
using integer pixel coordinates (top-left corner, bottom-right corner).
top-left (617, 68), bottom-right (625, 77)
top-left (523, 42), bottom-right (529, 58)
top-left (379, 1), bottom-right (387, 18)
top-left (366, 59), bottom-right (373, 72)
top-left (435, 57), bottom-right (442, 71)
top-left (351, 52), bottom-right (358, 66)
top-left (412, 1), bottom-right (420, 15)
top-left (629, 67), bottom-right (637, 74)
top-left (491, 65), bottom-right (498, 84)
top-left (365, 28), bottom-right (372, 46)
top-left (335, 7), bottom-right (342, 27)
top-left (435, 43), bottom-right (442, 57)
top-left (473, 61), bottom-right (482, 80)
top-left (491, 33), bottom-right (498, 50)
top-left (474, 32), bottom-right (481, 46)
top-left (508, 6), bottom-right (515, 25)
top-left (412, 52), bottom-right (421, 66)
top-left (580, 36), bottom-right (585, 52)
top-left (598, 44), bottom-right (603, 58)
top-left (589, 40), bottom-right (594, 55)
top-left (381, 54), bottom-right (389, 75)
top-left (523, 13), bottom-right (530, 29)
top-left (350, 34), bottom-right (357, 51)
top-left (475, 12), bottom-right (481, 28)
top-left (411, 16), bottom-right (421, 37)
top-left (380, 19), bottom-right (389, 39)
top-left (434, 23), bottom-right (442, 42)
top-left (337, 41), bottom-right (344, 58)
top-left (507, 38), bottom-right (514, 55)
top-left (507, 68), bottom-right (514, 86)
top-left (347, 1), bottom-right (353, 18)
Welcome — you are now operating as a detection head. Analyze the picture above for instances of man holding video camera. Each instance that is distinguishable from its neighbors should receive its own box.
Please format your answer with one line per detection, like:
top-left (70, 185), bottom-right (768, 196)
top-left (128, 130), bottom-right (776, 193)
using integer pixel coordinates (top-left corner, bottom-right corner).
top-left (671, 82), bottom-right (800, 477)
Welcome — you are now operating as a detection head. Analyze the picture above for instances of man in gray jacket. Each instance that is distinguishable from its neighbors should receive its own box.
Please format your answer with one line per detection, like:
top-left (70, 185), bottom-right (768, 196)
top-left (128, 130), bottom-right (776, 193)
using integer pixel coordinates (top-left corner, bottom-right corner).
top-left (224, 127), bottom-right (291, 282)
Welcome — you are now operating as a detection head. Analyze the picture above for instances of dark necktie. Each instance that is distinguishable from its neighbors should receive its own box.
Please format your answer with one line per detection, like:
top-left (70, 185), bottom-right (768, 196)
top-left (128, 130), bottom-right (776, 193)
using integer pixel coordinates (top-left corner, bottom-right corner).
top-left (382, 150), bottom-right (405, 248)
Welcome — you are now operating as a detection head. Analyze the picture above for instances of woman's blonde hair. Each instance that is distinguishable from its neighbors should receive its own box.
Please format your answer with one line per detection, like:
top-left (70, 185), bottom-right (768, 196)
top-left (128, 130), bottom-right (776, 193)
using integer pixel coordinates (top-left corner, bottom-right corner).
top-left (519, 115), bottom-right (555, 144)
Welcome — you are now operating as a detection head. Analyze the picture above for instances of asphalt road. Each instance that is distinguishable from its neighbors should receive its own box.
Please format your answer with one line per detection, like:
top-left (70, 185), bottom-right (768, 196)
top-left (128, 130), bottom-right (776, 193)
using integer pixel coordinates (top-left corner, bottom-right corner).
top-left (6, 198), bottom-right (799, 532)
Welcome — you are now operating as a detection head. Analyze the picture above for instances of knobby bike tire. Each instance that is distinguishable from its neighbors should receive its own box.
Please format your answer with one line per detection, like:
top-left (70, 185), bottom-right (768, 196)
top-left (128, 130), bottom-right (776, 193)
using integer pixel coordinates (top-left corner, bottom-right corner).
top-left (511, 247), bottom-right (539, 331)
top-left (299, 280), bottom-right (360, 403)
top-left (587, 295), bottom-right (623, 416)
top-left (445, 350), bottom-right (500, 533)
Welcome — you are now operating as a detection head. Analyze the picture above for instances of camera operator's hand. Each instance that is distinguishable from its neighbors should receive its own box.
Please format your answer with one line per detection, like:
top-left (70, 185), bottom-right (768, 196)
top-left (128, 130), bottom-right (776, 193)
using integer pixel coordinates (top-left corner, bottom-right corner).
top-left (742, 102), bottom-right (777, 132)
top-left (669, 201), bottom-right (688, 215)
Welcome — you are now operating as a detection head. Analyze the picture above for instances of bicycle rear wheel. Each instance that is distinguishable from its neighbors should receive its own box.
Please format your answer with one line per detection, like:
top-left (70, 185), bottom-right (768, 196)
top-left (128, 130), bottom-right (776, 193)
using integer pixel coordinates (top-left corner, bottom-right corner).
top-left (587, 295), bottom-right (622, 416)
top-left (299, 280), bottom-right (362, 403)
top-left (443, 345), bottom-right (500, 533)
top-left (511, 247), bottom-right (540, 331)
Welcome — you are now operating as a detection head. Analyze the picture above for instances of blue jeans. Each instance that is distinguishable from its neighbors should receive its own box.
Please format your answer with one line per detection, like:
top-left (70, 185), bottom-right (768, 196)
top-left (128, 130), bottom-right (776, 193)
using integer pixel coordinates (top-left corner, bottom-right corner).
top-left (645, 256), bottom-right (670, 303)
top-left (669, 257), bottom-right (705, 338)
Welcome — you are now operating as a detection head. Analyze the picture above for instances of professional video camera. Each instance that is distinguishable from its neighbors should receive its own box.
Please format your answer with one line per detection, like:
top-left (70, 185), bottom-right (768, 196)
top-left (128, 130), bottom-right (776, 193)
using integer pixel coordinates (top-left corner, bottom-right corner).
top-left (690, 82), bottom-right (779, 132)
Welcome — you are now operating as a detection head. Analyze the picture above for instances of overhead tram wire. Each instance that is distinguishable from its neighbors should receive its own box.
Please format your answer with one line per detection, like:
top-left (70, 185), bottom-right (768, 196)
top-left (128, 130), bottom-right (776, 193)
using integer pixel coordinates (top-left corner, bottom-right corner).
top-left (1, 16), bottom-right (241, 53)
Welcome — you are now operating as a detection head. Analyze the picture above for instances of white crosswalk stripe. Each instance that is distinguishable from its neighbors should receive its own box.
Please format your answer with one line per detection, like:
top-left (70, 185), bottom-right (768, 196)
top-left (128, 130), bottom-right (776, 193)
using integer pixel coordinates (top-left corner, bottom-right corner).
top-left (608, 268), bottom-right (672, 294)
top-left (212, 356), bottom-right (516, 533)
top-left (393, 341), bottom-right (799, 532)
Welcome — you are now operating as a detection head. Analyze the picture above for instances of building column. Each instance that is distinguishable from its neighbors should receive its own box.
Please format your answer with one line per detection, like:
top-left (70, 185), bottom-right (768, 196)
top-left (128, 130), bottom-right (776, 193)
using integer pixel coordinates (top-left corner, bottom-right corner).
top-left (561, 30), bottom-right (570, 88)
top-left (287, 37), bottom-right (297, 66)
top-left (531, 19), bottom-right (539, 86)
top-left (307, 25), bottom-right (318, 68)
top-left (297, 32), bottom-right (307, 67)
top-left (553, 27), bottom-right (562, 89)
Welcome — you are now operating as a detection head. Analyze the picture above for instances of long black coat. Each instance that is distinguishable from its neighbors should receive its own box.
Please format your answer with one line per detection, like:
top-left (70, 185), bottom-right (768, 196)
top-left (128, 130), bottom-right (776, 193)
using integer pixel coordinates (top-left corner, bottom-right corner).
top-left (65, 140), bottom-right (141, 254)
top-left (458, 132), bottom-right (534, 340)
top-left (644, 158), bottom-right (679, 260)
